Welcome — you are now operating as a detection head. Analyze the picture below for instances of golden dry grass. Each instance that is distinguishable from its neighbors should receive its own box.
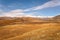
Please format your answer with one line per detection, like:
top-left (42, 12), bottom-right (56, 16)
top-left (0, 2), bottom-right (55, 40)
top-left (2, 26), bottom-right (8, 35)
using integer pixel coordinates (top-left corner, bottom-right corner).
top-left (4, 23), bottom-right (60, 40)
top-left (0, 24), bottom-right (44, 40)
top-left (0, 23), bottom-right (60, 40)
top-left (0, 16), bottom-right (60, 40)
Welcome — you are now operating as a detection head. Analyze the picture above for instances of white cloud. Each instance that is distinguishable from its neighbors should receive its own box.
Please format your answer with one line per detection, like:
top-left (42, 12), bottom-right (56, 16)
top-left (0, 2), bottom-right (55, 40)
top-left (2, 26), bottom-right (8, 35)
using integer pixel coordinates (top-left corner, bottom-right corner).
top-left (0, 9), bottom-right (33, 17)
top-left (0, 10), bottom-right (5, 16)
top-left (0, 9), bottom-right (54, 18)
top-left (3, 9), bottom-right (25, 17)
top-left (22, 15), bottom-right (54, 18)
top-left (24, 0), bottom-right (60, 11)
top-left (36, 16), bottom-right (54, 18)
top-left (8, 9), bottom-right (24, 14)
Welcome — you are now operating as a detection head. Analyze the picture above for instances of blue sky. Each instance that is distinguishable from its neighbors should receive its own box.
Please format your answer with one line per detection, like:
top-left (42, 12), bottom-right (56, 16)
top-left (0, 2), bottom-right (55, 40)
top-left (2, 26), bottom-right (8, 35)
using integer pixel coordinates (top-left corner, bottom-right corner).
top-left (0, 0), bottom-right (60, 17)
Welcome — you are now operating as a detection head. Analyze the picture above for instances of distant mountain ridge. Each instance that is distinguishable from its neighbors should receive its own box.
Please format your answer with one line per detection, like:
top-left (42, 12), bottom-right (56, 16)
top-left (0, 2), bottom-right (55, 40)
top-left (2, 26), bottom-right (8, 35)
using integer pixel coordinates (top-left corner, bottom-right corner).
top-left (53, 15), bottom-right (60, 19)
top-left (52, 15), bottom-right (60, 22)
top-left (0, 15), bottom-right (60, 26)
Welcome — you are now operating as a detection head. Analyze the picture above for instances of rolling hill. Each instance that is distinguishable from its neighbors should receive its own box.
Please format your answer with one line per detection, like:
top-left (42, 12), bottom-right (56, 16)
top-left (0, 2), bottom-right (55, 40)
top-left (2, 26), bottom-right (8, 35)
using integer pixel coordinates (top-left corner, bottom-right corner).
top-left (0, 17), bottom-right (46, 26)
top-left (4, 23), bottom-right (60, 40)
top-left (0, 15), bottom-right (60, 40)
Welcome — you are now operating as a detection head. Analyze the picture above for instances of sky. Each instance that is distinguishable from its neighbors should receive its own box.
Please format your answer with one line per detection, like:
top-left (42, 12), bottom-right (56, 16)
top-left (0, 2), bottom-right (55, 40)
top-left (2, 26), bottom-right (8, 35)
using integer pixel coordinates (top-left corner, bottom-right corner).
top-left (0, 0), bottom-right (60, 18)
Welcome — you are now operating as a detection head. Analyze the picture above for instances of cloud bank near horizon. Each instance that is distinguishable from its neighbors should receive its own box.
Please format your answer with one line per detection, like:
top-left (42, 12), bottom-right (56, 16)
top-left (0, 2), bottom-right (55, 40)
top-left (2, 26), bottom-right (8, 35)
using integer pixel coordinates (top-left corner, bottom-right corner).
top-left (0, 9), bottom-right (55, 18)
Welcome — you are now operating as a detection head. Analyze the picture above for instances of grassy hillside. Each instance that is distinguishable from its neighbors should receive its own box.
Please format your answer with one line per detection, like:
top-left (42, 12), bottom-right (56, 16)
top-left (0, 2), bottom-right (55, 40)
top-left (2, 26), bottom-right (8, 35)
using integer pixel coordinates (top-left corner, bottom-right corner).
top-left (0, 15), bottom-right (60, 40)
top-left (0, 15), bottom-right (60, 26)
top-left (0, 17), bottom-right (45, 26)
top-left (4, 23), bottom-right (60, 40)
top-left (0, 24), bottom-right (44, 40)
top-left (0, 23), bottom-right (59, 40)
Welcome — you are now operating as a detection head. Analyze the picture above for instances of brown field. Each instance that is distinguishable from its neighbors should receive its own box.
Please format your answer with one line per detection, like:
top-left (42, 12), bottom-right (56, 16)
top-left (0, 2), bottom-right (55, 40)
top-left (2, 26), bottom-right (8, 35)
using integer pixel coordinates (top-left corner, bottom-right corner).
top-left (0, 15), bottom-right (60, 40)
top-left (0, 23), bottom-right (60, 40)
